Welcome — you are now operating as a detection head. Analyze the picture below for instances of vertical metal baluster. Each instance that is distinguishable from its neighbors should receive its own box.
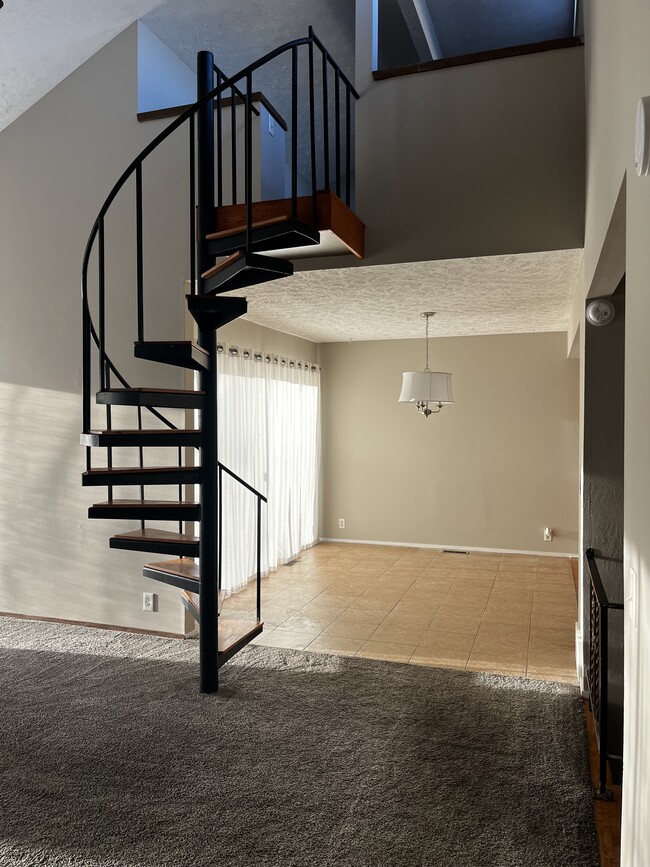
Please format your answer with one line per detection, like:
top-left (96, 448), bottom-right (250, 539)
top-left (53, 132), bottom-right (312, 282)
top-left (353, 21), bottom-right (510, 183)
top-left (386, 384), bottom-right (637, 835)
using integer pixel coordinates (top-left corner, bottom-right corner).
top-left (218, 466), bottom-right (223, 591)
top-left (135, 163), bottom-right (144, 340)
top-left (137, 405), bottom-right (145, 529)
top-left (599, 606), bottom-right (609, 797)
top-left (106, 366), bottom-right (113, 503)
top-left (291, 46), bottom-right (298, 220)
top-left (322, 50), bottom-right (330, 192)
top-left (216, 69), bottom-right (223, 208)
top-left (178, 445), bottom-right (183, 535)
top-left (256, 496), bottom-right (262, 622)
top-left (245, 71), bottom-right (253, 252)
top-left (189, 119), bottom-right (196, 294)
top-left (308, 38), bottom-right (318, 226)
top-left (345, 86), bottom-right (352, 206)
top-left (82, 255), bottom-right (92, 435)
top-left (98, 217), bottom-right (106, 391)
top-left (334, 68), bottom-right (341, 197)
top-left (231, 85), bottom-right (237, 204)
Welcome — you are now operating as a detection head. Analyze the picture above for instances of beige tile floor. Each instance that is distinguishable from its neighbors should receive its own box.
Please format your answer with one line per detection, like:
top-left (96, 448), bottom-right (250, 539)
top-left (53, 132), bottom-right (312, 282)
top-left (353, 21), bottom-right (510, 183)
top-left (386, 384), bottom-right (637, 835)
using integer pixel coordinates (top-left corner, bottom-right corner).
top-left (224, 542), bottom-right (578, 683)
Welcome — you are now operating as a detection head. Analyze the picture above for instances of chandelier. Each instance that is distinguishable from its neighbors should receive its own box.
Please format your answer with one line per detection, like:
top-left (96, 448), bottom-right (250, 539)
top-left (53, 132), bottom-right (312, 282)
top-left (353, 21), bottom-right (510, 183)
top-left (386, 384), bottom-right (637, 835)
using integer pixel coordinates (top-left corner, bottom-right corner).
top-left (398, 312), bottom-right (454, 418)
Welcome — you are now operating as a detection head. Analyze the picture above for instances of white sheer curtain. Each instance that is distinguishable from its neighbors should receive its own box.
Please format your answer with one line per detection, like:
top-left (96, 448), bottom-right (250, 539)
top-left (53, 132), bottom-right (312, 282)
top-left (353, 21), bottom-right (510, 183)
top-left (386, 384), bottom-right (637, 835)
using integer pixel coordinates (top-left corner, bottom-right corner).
top-left (217, 350), bottom-right (320, 594)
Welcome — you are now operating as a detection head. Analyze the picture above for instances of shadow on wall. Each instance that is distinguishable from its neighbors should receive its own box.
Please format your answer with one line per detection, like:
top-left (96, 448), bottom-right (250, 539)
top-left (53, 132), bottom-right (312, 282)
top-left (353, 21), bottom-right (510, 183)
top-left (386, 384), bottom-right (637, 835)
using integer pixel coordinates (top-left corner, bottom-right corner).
top-left (0, 382), bottom-right (182, 632)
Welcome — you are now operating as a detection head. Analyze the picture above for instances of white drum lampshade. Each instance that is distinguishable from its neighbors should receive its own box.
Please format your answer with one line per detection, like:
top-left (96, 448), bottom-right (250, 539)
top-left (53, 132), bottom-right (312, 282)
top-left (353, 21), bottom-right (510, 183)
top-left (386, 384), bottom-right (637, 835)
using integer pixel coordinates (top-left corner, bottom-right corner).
top-left (398, 371), bottom-right (454, 405)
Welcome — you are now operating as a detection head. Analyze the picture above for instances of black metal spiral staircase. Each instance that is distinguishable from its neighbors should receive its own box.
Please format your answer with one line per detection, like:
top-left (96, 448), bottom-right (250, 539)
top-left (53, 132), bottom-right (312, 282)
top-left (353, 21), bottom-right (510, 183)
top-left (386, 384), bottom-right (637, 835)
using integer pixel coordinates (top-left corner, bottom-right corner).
top-left (80, 30), bottom-right (361, 692)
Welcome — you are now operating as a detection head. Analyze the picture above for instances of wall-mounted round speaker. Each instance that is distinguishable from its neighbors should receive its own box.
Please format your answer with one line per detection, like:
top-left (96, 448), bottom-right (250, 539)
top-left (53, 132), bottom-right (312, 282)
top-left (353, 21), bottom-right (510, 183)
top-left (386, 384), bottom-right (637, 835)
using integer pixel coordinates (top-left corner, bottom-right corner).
top-left (586, 298), bottom-right (616, 327)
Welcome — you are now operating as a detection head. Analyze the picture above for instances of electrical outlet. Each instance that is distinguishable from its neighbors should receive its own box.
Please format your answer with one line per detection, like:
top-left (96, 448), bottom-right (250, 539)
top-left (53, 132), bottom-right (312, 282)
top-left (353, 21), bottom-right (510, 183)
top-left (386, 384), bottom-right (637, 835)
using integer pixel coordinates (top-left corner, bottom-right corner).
top-left (268, 115), bottom-right (275, 136)
top-left (543, 527), bottom-right (553, 542)
top-left (338, 518), bottom-right (346, 529)
top-left (143, 592), bottom-right (156, 612)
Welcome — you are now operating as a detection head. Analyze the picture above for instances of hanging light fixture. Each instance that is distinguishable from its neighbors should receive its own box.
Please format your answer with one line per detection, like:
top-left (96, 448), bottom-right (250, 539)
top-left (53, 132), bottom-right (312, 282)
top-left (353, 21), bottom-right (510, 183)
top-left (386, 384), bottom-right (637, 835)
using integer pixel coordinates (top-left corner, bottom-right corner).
top-left (398, 312), bottom-right (454, 418)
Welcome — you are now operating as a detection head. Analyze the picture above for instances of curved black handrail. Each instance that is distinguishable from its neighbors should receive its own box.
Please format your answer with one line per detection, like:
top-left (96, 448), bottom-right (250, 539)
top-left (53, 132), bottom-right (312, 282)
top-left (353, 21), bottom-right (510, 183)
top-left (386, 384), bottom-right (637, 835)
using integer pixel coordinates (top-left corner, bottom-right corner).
top-left (82, 27), bottom-right (358, 433)
top-left (81, 28), bottom-right (357, 554)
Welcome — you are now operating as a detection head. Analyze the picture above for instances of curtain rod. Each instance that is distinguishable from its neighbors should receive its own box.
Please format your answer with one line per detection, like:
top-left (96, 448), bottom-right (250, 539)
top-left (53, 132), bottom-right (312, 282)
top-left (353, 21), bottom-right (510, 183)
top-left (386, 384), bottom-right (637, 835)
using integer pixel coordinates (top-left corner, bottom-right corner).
top-left (217, 342), bottom-right (320, 372)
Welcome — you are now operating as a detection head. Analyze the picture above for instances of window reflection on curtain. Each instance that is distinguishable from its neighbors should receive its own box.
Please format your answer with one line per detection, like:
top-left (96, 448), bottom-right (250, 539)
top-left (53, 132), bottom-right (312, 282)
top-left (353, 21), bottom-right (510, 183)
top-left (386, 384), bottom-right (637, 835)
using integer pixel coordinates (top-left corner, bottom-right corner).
top-left (217, 352), bottom-right (320, 594)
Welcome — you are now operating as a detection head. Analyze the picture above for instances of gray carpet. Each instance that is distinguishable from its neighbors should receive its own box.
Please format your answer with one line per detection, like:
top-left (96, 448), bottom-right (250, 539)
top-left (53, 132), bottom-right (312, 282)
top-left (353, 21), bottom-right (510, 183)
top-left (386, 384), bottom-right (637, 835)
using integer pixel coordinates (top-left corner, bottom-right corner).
top-left (0, 616), bottom-right (599, 867)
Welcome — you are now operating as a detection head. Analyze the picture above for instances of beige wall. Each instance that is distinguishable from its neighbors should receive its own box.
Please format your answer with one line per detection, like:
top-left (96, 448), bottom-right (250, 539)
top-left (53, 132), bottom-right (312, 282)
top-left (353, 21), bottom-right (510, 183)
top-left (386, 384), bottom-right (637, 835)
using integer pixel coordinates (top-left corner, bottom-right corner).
top-left (345, 0), bottom-right (586, 268)
top-left (582, 3), bottom-right (650, 863)
top-left (319, 332), bottom-right (579, 554)
top-left (0, 24), bottom-right (197, 635)
top-left (218, 318), bottom-right (317, 362)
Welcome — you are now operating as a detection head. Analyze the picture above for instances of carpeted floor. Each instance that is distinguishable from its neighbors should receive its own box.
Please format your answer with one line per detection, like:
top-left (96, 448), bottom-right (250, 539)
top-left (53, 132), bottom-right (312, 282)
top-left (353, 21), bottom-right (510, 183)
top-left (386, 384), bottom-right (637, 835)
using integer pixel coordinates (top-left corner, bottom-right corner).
top-left (0, 616), bottom-right (599, 867)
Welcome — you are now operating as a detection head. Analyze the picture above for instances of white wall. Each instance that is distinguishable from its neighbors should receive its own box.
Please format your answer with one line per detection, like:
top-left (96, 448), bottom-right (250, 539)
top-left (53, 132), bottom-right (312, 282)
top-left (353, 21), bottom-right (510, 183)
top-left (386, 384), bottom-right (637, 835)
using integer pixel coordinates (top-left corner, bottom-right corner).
top-left (582, 2), bottom-right (650, 863)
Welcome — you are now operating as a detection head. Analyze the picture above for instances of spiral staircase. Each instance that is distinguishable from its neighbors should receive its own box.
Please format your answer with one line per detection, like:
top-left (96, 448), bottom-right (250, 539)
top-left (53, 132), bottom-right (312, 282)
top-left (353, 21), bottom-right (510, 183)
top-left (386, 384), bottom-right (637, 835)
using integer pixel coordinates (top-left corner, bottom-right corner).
top-left (80, 29), bottom-right (363, 692)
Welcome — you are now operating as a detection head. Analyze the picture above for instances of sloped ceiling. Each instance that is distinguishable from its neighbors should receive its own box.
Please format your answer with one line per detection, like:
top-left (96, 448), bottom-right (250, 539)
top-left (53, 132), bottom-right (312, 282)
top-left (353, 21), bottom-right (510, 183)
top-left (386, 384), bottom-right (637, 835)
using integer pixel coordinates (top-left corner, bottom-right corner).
top-left (0, 0), bottom-right (353, 133)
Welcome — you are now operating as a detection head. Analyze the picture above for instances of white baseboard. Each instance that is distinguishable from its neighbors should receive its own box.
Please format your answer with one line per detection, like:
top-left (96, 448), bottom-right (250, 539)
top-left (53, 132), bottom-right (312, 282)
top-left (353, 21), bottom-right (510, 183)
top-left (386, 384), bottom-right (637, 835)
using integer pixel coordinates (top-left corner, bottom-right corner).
top-left (318, 537), bottom-right (577, 559)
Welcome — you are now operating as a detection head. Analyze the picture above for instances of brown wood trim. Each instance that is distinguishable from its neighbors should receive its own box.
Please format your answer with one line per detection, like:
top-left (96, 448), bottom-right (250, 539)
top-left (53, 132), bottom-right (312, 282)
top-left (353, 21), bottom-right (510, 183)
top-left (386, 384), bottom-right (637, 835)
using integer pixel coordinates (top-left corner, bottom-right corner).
top-left (201, 250), bottom-right (244, 280)
top-left (584, 700), bottom-right (622, 867)
top-left (206, 215), bottom-right (289, 241)
top-left (571, 557), bottom-right (579, 598)
top-left (138, 91), bottom-right (288, 131)
top-left (329, 192), bottom-right (365, 259)
top-left (0, 610), bottom-right (185, 639)
top-left (373, 36), bottom-right (583, 81)
top-left (212, 191), bottom-right (365, 259)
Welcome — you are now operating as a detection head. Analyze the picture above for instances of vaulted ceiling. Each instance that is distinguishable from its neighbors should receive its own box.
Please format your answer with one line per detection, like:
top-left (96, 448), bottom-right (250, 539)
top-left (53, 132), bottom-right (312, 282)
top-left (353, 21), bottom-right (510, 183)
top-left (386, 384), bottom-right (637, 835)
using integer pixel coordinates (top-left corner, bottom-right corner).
top-left (0, 0), bottom-right (582, 344)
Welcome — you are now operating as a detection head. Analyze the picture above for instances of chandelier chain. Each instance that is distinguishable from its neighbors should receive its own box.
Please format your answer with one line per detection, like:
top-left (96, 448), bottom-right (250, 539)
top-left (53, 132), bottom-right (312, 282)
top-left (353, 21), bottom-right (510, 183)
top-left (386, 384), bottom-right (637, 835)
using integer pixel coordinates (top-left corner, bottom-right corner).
top-left (424, 312), bottom-right (432, 371)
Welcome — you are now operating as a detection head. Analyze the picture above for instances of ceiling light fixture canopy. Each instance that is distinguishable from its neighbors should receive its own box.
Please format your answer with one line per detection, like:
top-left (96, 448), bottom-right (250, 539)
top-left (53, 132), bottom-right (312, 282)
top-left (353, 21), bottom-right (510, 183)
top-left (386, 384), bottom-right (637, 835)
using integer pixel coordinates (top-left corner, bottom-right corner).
top-left (399, 312), bottom-right (454, 418)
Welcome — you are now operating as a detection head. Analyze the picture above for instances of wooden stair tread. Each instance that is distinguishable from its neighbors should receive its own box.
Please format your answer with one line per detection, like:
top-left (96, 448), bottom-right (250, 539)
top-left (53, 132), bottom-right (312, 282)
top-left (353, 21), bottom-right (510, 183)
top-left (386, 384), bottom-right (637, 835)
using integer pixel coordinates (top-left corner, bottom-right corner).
top-left (201, 251), bottom-right (244, 280)
top-left (114, 529), bottom-right (199, 544)
top-left (181, 589), bottom-right (225, 618)
top-left (205, 215), bottom-right (288, 241)
top-left (96, 388), bottom-right (203, 410)
top-left (99, 387), bottom-right (204, 396)
top-left (218, 619), bottom-right (262, 654)
top-left (91, 499), bottom-right (198, 508)
top-left (135, 340), bottom-right (208, 355)
top-left (112, 528), bottom-right (200, 557)
top-left (134, 341), bottom-right (209, 372)
top-left (81, 429), bottom-right (202, 449)
top-left (85, 429), bottom-right (198, 435)
top-left (211, 191), bottom-right (365, 259)
top-left (85, 466), bottom-right (197, 475)
top-left (146, 558), bottom-right (200, 580)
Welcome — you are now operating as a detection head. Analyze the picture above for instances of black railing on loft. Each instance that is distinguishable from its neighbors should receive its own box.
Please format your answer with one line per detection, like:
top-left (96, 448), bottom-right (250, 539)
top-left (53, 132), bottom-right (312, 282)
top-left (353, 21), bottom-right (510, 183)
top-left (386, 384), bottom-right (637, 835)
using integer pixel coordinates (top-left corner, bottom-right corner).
top-left (82, 28), bottom-right (358, 440)
top-left (218, 463), bottom-right (267, 623)
top-left (585, 547), bottom-right (624, 800)
top-left (80, 30), bottom-right (357, 689)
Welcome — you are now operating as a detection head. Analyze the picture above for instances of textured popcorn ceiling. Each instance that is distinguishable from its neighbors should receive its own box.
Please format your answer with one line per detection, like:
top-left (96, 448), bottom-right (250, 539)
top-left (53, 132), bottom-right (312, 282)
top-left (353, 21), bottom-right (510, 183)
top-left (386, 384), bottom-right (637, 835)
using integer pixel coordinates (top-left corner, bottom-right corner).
top-left (0, 0), bottom-right (167, 132)
top-left (231, 249), bottom-right (583, 342)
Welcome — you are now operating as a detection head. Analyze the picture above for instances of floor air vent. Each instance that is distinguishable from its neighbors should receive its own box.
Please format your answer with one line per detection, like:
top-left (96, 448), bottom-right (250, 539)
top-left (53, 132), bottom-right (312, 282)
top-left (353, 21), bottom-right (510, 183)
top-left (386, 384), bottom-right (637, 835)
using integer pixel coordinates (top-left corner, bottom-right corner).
top-left (442, 549), bottom-right (470, 555)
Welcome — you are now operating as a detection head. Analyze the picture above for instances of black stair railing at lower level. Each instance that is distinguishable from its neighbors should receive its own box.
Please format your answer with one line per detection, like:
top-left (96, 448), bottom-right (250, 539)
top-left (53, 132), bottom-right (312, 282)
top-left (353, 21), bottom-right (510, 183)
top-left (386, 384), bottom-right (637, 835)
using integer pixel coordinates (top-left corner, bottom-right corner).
top-left (585, 547), bottom-right (624, 800)
top-left (218, 463), bottom-right (267, 623)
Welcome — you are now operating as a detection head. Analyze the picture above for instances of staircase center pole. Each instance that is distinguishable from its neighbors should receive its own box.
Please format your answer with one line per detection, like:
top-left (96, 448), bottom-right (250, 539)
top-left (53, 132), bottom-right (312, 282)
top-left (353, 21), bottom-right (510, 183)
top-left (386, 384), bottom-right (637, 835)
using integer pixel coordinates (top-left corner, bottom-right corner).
top-left (196, 50), bottom-right (219, 693)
